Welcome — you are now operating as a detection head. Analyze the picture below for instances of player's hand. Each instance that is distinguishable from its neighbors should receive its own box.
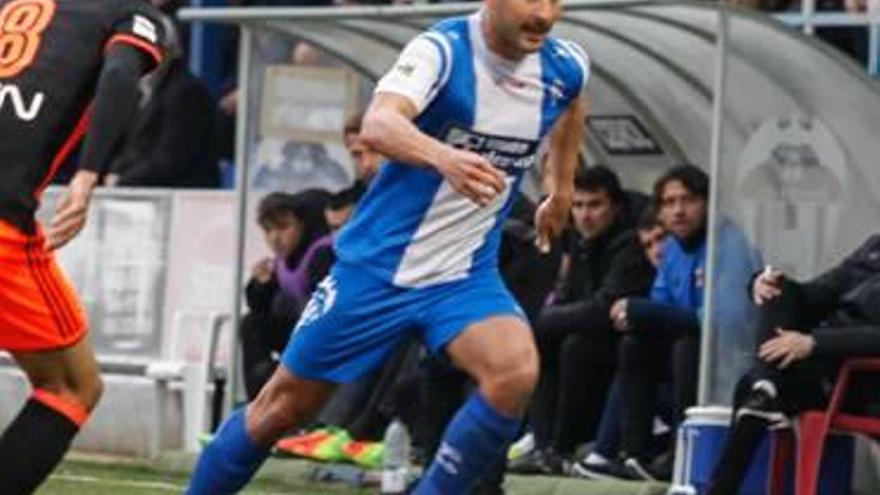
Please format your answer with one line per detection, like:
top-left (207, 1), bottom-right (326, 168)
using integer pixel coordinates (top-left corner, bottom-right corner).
top-left (219, 89), bottom-right (238, 116)
top-left (534, 193), bottom-right (570, 253)
top-left (753, 265), bottom-right (784, 305)
top-left (610, 298), bottom-right (630, 332)
top-left (252, 258), bottom-right (274, 284)
top-left (759, 328), bottom-right (815, 369)
top-left (46, 171), bottom-right (98, 251)
top-left (104, 173), bottom-right (120, 188)
top-left (435, 147), bottom-right (506, 207)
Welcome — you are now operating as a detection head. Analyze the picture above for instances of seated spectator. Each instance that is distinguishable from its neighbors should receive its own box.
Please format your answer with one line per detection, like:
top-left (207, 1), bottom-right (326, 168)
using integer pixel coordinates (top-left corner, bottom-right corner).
top-left (816, 0), bottom-right (869, 66)
top-left (240, 190), bottom-right (333, 399)
top-left (509, 166), bottom-right (655, 475)
top-left (107, 16), bottom-right (218, 188)
top-left (635, 206), bottom-right (666, 268)
top-left (707, 234), bottom-right (880, 494)
top-left (325, 183), bottom-right (366, 232)
top-left (572, 206), bottom-right (671, 480)
top-left (726, 0), bottom-right (868, 65)
top-left (343, 110), bottom-right (383, 186)
top-left (610, 164), bottom-right (761, 480)
top-left (214, 0), bottom-right (335, 169)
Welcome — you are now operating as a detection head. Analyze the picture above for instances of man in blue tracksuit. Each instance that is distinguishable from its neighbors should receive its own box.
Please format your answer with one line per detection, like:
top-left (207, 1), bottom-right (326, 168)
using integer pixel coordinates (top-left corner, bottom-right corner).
top-left (607, 164), bottom-right (762, 480)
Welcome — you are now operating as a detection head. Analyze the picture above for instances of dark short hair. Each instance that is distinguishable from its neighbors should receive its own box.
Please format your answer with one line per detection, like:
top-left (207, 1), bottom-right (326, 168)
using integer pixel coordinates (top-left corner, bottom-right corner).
top-left (343, 110), bottom-right (364, 136)
top-left (257, 192), bottom-right (298, 226)
top-left (653, 163), bottom-right (709, 207)
top-left (636, 205), bottom-right (662, 231)
top-left (257, 189), bottom-right (332, 264)
top-left (328, 183), bottom-right (365, 211)
top-left (574, 165), bottom-right (625, 205)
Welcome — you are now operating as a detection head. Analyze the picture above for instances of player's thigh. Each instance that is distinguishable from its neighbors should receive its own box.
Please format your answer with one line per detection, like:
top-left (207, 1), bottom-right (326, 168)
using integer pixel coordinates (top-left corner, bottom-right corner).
top-left (12, 336), bottom-right (101, 404)
top-left (421, 275), bottom-right (537, 380)
top-left (446, 315), bottom-right (538, 383)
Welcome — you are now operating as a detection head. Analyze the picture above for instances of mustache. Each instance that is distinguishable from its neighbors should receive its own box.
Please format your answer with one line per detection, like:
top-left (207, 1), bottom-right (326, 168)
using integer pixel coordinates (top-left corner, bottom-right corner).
top-left (522, 21), bottom-right (552, 35)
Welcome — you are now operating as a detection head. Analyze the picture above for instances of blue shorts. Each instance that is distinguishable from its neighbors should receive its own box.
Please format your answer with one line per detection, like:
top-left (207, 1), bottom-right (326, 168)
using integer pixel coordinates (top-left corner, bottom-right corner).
top-left (281, 262), bottom-right (525, 383)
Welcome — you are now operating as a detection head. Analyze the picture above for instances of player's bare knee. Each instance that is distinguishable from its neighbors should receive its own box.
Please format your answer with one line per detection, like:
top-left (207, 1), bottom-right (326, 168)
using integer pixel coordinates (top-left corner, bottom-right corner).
top-left (27, 372), bottom-right (102, 412)
top-left (480, 370), bottom-right (534, 417)
top-left (66, 367), bottom-right (103, 410)
top-left (502, 339), bottom-right (539, 387)
top-left (480, 353), bottom-right (538, 415)
top-left (80, 373), bottom-right (104, 410)
top-left (501, 359), bottom-right (538, 398)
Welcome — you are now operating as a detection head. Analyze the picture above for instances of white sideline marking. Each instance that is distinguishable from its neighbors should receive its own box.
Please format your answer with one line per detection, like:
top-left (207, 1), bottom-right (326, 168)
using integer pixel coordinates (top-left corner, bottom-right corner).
top-left (50, 473), bottom-right (293, 494)
top-left (50, 474), bottom-right (181, 491)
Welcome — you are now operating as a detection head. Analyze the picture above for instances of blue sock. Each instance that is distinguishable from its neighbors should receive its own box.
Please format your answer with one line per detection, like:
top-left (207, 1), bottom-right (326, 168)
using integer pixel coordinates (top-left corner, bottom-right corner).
top-left (186, 408), bottom-right (270, 494)
top-left (416, 392), bottom-right (520, 495)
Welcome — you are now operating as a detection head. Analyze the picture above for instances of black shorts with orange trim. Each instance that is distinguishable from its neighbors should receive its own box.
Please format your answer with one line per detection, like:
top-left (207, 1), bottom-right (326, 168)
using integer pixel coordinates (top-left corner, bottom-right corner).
top-left (0, 219), bottom-right (88, 351)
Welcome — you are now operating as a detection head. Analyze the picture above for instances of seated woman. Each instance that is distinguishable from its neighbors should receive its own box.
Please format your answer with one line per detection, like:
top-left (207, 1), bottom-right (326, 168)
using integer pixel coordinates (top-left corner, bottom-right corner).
top-left (707, 234), bottom-right (880, 495)
top-left (240, 190), bottom-right (333, 400)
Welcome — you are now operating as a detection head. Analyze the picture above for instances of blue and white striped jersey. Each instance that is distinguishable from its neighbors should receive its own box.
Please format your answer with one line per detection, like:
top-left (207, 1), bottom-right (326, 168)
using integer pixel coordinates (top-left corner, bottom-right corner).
top-left (335, 10), bottom-right (590, 288)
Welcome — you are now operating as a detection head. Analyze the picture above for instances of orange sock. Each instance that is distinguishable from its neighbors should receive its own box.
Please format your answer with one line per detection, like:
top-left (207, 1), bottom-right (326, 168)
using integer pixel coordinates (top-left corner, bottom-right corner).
top-left (32, 388), bottom-right (90, 427)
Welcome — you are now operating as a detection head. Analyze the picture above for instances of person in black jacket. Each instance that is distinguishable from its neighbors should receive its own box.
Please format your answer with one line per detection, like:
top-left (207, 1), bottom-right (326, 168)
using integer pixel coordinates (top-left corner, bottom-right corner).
top-left (707, 234), bottom-right (880, 494)
top-left (107, 17), bottom-right (218, 188)
top-left (510, 166), bottom-right (656, 474)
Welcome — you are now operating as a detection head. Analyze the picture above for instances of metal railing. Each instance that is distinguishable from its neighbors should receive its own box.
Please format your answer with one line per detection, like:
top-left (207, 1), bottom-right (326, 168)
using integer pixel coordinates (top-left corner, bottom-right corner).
top-left (773, 0), bottom-right (880, 75)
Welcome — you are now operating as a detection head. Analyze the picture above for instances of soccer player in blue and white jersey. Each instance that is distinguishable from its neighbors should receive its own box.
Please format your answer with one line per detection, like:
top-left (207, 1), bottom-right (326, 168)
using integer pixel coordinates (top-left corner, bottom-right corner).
top-left (186, 1), bottom-right (589, 493)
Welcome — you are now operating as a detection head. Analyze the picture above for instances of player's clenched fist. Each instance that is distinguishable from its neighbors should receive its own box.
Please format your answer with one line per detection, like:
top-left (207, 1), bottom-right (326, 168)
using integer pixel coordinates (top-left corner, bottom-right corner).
top-left (435, 148), bottom-right (507, 207)
top-left (534, 193), bottom-right (570, 253)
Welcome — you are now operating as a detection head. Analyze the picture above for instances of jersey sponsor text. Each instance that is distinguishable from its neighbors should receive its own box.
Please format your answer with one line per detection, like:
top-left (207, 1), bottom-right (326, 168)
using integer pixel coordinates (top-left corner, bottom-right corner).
top-left (444, 125), bottom-right (539, 172)
top-left (0, 82), bottom-right (43, 121)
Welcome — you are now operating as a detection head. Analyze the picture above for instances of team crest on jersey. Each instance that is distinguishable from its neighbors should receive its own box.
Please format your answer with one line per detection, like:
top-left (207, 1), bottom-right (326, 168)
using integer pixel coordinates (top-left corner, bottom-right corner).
top-left (443, 125), bottom-right (539, 172)
top-left (294, 275), bottom-right (338, 332)
top-left (133, 15), bottom-right (158, 43)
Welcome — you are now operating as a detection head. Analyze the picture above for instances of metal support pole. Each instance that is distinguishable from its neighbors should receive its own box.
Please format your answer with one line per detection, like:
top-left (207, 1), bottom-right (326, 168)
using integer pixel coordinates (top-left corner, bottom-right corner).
top-left (802, 0), bottom-right (816, 35)
top-left (870, 26), bottom-right (879, 76)
top-left (187, 0), bottom-right (204, 76)
top-left (869, 4), bottom-right (879, 76)
top-left (698, 5), bottom-right (729, 406)
top-left (227, 26), bottom-right (253, 414)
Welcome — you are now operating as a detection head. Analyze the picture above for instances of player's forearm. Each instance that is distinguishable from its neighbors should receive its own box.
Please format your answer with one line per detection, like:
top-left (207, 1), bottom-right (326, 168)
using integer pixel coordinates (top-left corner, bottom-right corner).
top-left (361, 105), bottom-right (449, 171)
top-left (545, 97), bottom-right (587, 200)
top-left (68, 170), bottom-right (99, 203)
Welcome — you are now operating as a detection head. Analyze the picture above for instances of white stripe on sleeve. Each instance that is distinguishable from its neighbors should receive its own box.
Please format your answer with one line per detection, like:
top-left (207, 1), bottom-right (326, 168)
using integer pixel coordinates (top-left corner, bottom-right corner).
top-left (375, 34), bottom-right (447, 113)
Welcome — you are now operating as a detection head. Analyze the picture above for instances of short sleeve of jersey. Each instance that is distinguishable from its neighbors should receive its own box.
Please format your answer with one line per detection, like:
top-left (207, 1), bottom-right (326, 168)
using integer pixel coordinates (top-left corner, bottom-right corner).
top-left (560, 39), bottom-right (591, 94)
top-left (375, 33), bottom-right (450, 113)
top-left (106, 2), bottom-right (168, 67)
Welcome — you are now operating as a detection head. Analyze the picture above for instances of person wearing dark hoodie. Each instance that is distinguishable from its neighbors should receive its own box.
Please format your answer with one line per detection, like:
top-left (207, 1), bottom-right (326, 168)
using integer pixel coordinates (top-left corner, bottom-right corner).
top-left (240, 190), bottom-right (333, 400)
top-left (106, 16), bottom-right (219, 189)
top-left (509, 165), bottom-right (655, 475)
top-left (707, 234), bottom-right (880, 494)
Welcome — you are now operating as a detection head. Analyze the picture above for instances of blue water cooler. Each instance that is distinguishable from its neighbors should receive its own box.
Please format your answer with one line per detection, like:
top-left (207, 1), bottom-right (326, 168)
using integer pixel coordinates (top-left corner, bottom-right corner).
top-left (668, 406), bottom-right (854, 495)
